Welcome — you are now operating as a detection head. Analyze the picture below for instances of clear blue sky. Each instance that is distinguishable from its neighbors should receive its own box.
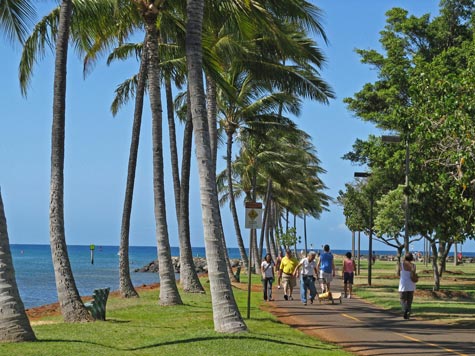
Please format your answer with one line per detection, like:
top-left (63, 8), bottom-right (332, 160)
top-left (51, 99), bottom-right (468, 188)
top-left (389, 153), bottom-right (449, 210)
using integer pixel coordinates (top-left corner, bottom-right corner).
top-left (1, 0), bottom-right (473, 253)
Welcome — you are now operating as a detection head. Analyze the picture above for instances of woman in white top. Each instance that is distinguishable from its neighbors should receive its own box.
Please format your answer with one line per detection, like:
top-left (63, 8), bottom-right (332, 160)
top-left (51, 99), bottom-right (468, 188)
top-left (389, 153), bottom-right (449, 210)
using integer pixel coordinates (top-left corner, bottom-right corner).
top-left (261, 254), bottom-right (275, 301)
top-left (397, 252), bottom-right (417, 319)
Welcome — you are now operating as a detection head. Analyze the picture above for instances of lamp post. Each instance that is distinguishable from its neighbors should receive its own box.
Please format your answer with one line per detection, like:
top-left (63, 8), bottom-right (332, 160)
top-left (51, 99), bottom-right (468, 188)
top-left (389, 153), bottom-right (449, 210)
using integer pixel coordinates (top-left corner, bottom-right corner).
top-left (382, 135), bottom-right (410, 253)
top-left (354, 172), bottom-right (373, 286)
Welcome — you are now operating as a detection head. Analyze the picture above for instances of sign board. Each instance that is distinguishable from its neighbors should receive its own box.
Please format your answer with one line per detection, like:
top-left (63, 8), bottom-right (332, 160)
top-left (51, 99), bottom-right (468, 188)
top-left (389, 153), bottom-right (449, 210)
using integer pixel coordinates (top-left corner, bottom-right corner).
top-left (245, 202), bottom-right (263, 229)
top-left (90, 244), bottom-right (95, 251)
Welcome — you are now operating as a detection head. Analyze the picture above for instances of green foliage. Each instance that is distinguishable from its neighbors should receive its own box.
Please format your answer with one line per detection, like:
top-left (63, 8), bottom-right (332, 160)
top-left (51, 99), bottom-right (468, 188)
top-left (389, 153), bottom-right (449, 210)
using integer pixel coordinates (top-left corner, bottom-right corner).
top-left (341, 0), bottom-right (475, 251)
top-left (278, 227), bottom-right (298, 248)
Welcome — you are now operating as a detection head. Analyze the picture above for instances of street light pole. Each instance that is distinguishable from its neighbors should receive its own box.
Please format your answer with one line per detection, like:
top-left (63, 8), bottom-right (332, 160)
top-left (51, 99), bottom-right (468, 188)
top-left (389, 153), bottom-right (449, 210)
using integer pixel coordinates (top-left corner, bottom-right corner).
top-left (354, 171), bottom-right (373, 286)
top-left (404, 137), bottom-right (410, 253)
top-left (382, 135), bottom-right (410, 253)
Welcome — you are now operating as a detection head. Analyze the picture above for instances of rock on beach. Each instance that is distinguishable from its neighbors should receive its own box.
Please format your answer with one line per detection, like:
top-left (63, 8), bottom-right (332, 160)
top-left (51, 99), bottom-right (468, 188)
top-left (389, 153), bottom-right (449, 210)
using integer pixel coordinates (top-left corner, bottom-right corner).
top-left (134, 257), bottom-right (241, 274)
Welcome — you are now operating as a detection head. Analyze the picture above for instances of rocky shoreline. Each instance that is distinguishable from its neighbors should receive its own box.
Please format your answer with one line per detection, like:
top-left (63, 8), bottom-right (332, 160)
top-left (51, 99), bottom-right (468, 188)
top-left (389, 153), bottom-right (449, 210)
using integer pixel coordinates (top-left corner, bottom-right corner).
top-left (134, 254), bottom-right (474, 275)
top-left (134, 257), bottom-right (242, 274)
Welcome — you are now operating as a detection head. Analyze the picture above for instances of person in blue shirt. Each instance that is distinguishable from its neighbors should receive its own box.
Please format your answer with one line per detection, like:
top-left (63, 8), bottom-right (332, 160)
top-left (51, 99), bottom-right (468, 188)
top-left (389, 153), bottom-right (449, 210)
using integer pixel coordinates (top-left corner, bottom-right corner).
top-left (317, 244), bottom-right (335, 293)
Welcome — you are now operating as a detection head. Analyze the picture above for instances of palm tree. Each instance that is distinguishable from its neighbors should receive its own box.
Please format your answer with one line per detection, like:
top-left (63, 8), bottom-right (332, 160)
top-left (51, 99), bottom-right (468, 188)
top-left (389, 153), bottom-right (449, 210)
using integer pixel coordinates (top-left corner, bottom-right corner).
top-left (49, 0), bottom-right (92, 322)
top-left (0, 190), bottom-right (36, 342)
top-left (86, 0), bottom-right (203, 295)
top-left (117, 37), bottom-right (147, 299)
top-left (0, 0), bottom-right (35, 45)
top-left (138, 0), bottom-right (182, 305)
top-left (221, 124), bottom-right (330, 261)
top-left (186, 0), bottom-right (247, 333)
top-left (0, 0), bottom-right (37, 341)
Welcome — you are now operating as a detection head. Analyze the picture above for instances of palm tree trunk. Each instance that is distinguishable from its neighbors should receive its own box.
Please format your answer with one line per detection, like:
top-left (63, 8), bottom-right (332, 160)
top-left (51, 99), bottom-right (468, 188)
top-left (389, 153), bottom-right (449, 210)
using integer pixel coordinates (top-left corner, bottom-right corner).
top-left (50, 0), bottom-right (92, 323)
top-left (258, 178), bottom-right (272, 259)
top-left (206, 74), bottom-right (218, 171)
top-left (145, 11), bottom-right (182, 306)
top-left (178, 91), bottom-right (204, 293)
top-left (165, 76), bottom-right (181, 219)
top-left (0, 190), bottom-right (36, 342)
top-left (268, 200), bottom-right (278, 257)
top-left (186, 0), bottom-right (246, 332)
top-left (225, 130), bottom-right (249, 268)
top-left (119, 33), bottom-right (149, 299)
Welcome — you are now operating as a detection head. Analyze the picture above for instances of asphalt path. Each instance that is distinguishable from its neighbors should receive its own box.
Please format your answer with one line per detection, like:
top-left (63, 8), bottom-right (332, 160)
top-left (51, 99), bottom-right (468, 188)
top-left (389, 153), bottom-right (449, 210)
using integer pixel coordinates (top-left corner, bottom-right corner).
top-left (266, 277), bottom-right (474, 356)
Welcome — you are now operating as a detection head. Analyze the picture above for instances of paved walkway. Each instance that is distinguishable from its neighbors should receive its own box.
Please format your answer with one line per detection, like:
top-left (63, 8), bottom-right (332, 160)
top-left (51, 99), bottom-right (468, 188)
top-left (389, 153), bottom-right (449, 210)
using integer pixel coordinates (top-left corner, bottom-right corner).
top-left (266, 277), bottom-right (474, 356)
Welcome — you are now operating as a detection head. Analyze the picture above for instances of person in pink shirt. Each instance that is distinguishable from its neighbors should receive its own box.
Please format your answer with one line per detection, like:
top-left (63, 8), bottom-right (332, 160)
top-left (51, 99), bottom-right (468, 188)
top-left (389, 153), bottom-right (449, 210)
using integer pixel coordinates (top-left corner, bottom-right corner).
top-left (342, 252), bottom-right (356, 298)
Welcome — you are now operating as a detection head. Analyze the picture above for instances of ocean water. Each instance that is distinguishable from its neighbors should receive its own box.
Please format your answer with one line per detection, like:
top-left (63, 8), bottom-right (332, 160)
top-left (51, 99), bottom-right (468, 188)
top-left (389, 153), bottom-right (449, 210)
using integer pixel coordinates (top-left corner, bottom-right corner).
top-left (8, 244), bottom-right (474, 309)
top-left (10, 244), bottom-right (231, 309)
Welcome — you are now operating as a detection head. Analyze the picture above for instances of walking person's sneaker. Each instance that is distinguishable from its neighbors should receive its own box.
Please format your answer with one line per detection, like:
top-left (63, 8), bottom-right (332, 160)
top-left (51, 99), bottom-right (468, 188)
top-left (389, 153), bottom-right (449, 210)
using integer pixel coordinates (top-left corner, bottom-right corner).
top-left (403, 311), bottom-right (410, 320)
top-left (289, 296), bottom-right (293, 301)
top-left (310, 298), bottom-right (314, 304)
top-left (303, 302), bottom-right (307, 306)
top-left (284, 294), bottom-right (288, 301)
top-left (277, 285), bottom-right (281, 289)
top-left (347, 294), bottom-right (351, 299)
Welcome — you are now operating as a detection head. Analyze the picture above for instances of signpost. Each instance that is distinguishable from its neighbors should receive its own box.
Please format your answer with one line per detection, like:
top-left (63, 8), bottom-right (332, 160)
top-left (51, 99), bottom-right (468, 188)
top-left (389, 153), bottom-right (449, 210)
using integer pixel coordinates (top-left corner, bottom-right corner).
top-left (245, 202), bottom-right (263, 229)
top-left (245, 202), bottom-right (262, 319)
top-left (90, 244), bottom-right (95, 265)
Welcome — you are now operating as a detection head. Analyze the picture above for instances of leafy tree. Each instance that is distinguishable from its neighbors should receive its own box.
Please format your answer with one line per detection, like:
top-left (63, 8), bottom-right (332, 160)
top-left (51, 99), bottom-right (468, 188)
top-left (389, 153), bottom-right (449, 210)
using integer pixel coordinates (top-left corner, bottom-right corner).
top-left (278, 227), bottom-right (298, 250)
top-left (342, 1), bottom-right (475, 290)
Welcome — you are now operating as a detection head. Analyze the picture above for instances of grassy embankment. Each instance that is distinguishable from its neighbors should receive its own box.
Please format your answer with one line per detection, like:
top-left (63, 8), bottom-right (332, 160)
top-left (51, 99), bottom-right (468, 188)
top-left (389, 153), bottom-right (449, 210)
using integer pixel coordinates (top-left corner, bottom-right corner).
top-left (349, 257), bottom-right (475, 325)
top-left (1, 274), bottom-right (350, 356)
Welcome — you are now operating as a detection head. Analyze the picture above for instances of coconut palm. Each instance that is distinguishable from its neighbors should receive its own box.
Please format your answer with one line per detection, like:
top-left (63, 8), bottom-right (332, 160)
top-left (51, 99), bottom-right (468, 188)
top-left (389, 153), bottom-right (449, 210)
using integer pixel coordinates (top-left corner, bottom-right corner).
top-left (117, 38), bottom-right (147, 298)
top-left (83, 0), bottom-right (203, 294)
top-left (220, 124), bottom-right (330, 260)
top-left (0, 1), bottom-right (37, 341)
top-left (48, 0), bottom-right (92, 322)
top-left (134, 0), bottom-right (183, 305)
top-left (0, 190), bottom-right (36, 342)
top-left (18, 0), bottom-right (138, 320)
top-left (186, 0), bottom-right (247, 333)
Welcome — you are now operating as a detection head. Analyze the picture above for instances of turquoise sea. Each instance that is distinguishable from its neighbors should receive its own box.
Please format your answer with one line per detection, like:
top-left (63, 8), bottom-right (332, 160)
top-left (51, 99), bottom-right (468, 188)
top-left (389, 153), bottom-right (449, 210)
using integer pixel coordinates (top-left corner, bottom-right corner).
top-left (9, 244), bottom-right (475, 309)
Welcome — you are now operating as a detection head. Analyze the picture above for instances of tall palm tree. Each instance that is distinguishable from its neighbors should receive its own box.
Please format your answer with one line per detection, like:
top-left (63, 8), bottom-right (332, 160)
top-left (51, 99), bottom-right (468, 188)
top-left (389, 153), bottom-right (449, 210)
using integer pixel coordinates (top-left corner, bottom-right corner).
top-left (0, 0), bottom-right (37, 341)
top-left (0, 189), bottom-right (36, 342)
top-left (117, 36), bottom-right (147, 299)
top-left (87, 0), bottom-right (203, 295)
top-left (49, 0), bottom-right (92, 322)
top-left (186, 0), bottom-right (247, 332)
top-left (139, 0), bottom-right (182, 305)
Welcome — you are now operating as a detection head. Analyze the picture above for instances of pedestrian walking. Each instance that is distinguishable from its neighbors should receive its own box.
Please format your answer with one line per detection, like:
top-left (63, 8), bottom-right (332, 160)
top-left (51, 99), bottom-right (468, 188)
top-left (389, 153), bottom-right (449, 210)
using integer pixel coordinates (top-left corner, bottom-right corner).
top-left (279, 249), bottom-right (299, 300)
top-left (342, 252), bottom-right (356, 298)
top-left (275, 251), bottom-right (283, 289)
top-left (294, 251), bottom-right (318, 305)
top-left (317, 244), bottom-right (335, 293)
top-left (397, 252), bottom-right (417, 319)
top-left (261, 253), bottom-right (275, 301)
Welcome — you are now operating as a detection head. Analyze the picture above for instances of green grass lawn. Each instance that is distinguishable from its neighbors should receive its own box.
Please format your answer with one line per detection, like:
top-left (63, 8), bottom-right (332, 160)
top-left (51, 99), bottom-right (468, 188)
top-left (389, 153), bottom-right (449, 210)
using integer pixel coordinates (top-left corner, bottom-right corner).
top-left (350, 258), bottom-right (475, 325)
top-left (0, 276), bottom-right (351, 356)
top-left (3, 260), bottom-right (474, 354)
